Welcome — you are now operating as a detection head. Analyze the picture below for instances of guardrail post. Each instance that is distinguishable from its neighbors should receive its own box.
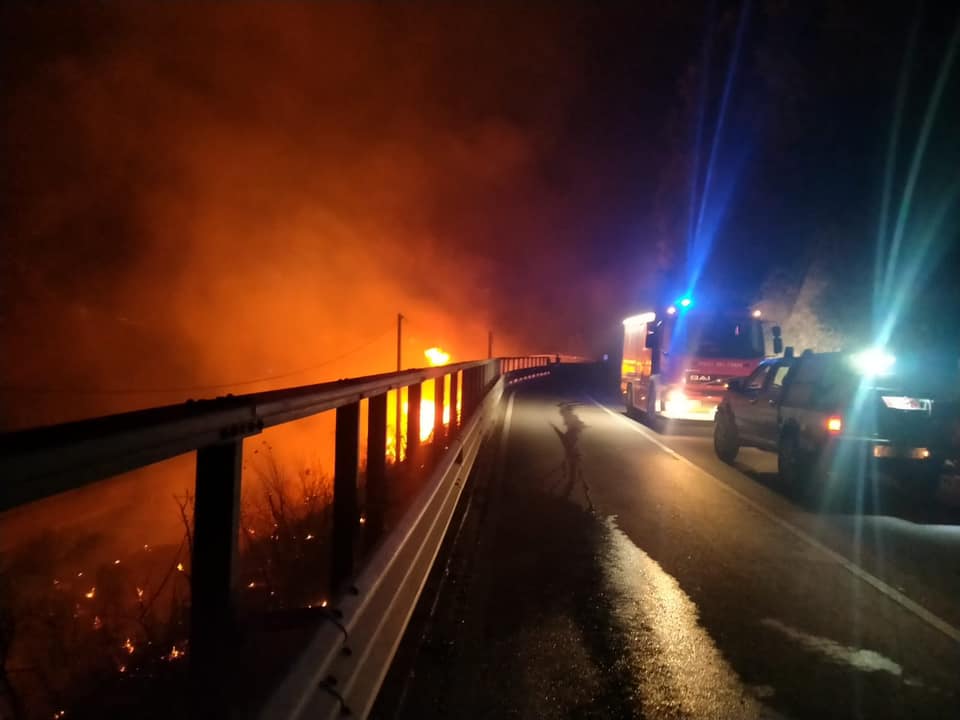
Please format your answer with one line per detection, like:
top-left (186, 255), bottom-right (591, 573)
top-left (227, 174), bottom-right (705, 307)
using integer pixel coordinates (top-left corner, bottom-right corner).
top-left (450, 371), bottom-right (461, 430)
top-left (474, 366), bottom-right (482, 411)
top-left (332, 401), bottom-right (360, 589)
top-left (461, 368), bottom-right (474, 419)
top-left (191, 438), bottom-right (243, 714)
top-left (366, 393), bottom-right (387, 544)
top-left (407, 382), bottom-right (422, 458)
top-left (434, 376), bottom-right (445, 444)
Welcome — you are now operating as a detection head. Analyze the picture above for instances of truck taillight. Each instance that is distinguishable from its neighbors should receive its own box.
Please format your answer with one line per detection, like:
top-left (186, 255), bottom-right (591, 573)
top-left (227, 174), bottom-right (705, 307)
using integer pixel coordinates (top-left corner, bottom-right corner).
top-left (826, 416), bottom-right (843, 434)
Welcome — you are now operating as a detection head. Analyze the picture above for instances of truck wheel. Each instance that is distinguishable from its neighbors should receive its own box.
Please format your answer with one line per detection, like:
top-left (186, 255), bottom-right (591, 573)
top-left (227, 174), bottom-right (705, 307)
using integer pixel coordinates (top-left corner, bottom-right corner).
top-left (713, 410), bottom-right (740, 463)
top-left (778, 429), bottom-right (816, 501)
top-left (625, 384), bottom-right (635, 417)
top-left (646, 383), bottom-right (661, 430)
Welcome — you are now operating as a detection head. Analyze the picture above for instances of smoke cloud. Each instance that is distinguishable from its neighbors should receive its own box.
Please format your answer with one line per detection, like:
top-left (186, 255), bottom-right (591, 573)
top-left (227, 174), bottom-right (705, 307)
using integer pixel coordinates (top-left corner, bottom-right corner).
top-left (2, 3), bottom-right (690, 428)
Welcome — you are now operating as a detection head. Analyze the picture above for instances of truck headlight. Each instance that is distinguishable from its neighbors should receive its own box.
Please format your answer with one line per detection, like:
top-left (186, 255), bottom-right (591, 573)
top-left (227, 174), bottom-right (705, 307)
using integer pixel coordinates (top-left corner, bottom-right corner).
top-left (665, 389), bottom-right (692, 413)
top-left (850, 347), bottom-right (895, 376)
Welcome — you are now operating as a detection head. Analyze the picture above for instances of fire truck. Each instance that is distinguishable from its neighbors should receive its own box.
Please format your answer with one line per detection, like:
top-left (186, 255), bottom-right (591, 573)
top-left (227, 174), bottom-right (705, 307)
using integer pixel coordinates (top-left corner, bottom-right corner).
top-left (622, 298), bottom-right (783, 421)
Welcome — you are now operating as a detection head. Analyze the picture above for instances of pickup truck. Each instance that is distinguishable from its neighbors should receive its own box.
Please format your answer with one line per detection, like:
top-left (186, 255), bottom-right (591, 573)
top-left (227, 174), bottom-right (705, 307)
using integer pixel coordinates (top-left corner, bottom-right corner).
top-left (713, 350), bottom-right (947, 500)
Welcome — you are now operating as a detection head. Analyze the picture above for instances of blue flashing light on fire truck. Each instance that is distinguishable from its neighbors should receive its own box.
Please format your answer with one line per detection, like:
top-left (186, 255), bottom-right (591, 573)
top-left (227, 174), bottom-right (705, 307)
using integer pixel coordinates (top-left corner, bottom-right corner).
top-left (621, 298), bottom-right (783, 422)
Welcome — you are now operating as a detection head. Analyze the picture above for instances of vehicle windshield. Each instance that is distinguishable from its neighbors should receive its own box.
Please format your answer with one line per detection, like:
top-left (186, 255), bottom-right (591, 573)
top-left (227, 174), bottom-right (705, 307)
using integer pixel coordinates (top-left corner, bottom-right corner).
top-left (669, 314), bottom-right (764, 359)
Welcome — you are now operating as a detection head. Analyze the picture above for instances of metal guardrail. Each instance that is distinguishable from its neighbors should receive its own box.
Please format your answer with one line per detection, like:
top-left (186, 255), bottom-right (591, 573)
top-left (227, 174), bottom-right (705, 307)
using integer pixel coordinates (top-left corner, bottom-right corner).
top-left (0, 355), bottom-right (555, 717)
top-left (262, 373), bottom-right (508, 720)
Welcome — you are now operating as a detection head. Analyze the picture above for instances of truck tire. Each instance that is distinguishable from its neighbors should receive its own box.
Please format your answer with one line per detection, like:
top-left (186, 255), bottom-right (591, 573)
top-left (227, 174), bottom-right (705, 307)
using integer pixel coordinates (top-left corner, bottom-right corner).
top-left (778, 428), bottom-right (816, 502)
top-left (713, 410), bottom-right (740, 463)
top-left (625, 384), bottom-right (635, 417)
top-left (646, 382), bottom-right (661, 430)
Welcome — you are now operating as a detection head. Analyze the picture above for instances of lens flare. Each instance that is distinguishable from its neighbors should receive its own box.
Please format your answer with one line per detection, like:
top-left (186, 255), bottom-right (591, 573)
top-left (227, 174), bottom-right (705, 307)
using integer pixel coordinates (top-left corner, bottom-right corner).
top-left (850, 348), bottom-right (895, 376)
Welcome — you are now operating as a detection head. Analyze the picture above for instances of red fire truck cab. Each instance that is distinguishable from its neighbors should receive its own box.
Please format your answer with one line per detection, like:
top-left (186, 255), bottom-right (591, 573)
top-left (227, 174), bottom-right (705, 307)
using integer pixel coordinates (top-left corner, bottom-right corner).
top-left (622, 300), bottom-right (783, 421)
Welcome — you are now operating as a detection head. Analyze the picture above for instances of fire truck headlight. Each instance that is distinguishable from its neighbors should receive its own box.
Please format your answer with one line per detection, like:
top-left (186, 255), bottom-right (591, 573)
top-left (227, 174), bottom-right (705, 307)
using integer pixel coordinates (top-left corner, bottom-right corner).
top-left (665, 388), bottom-right (692, 414)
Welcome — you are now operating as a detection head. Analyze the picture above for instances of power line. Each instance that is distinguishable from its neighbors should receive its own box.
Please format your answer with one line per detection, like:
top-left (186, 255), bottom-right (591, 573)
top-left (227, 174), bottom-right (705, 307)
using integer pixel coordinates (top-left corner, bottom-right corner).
top-left (0, 327), bottom-right (394, 396)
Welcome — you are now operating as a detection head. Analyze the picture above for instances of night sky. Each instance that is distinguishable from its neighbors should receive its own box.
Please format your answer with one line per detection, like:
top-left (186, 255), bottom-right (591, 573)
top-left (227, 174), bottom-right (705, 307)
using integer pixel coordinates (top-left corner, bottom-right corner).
top-left (2, 2), bottom-right (958, 428)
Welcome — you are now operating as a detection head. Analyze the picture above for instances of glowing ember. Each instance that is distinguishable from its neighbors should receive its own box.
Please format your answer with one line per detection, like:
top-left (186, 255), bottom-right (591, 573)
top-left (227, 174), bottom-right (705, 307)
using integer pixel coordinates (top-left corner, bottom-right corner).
top-left (305, 533), bottom-right (314, 540)
top-left (359, 515), bottom-right (367, 525)
top-left (92, 616), bottom-right (103, 630)
top-left (424, 347), bottom-right (451, 366)
top-left (113, 559), bottom-right (120, 565)
top-left (168, 645), bottom-right (184, 661)
top-left (176, 562), bottom-right (184, 572)
top-left (136, 587), bottom-right (144, 600)
top-left (123, 637), bottom-right (135, 654)
top-left (53, 711), bottom-right (66, 719)
top-left (320, 599), bottom-right (328, 608)
top-left (144, 544), bottom-right (150, 551)
top-left (76, 572), bottom-right (83, 578)
top-left (118, 665), bottom-right (127, 674)
top-left (52, 578), bottom-right (60, 586)
top-left (84, 587), bottom-right (96, 599)
top-left (247, 581), bottom-right (257, 589)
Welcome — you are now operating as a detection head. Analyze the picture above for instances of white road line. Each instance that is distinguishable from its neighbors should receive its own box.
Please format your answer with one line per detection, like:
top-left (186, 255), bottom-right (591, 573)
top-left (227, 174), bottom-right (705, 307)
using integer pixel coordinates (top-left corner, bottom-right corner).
top-left (588, 396), bottom-right (960, 645)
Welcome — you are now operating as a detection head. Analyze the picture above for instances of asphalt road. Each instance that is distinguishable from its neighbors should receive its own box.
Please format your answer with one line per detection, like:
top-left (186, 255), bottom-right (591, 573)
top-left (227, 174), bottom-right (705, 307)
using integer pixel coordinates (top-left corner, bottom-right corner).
top-left (373, 373), bottom-right (960, 719)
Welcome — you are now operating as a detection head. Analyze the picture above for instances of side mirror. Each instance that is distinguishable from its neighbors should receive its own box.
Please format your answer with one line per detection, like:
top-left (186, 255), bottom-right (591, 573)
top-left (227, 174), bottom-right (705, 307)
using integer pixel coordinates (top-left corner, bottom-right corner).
top-left (726, 378), bottom-right (743, 393)
top-left (772, 325), bottom-right (783, 355)
top-left (645, 329), bottom-right (660, 350)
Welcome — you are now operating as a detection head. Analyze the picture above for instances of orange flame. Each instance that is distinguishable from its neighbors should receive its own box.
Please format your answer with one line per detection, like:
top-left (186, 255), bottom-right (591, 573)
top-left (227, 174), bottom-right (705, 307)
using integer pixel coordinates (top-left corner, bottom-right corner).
top-left (384, 352), bottom-right (459, 460)
top-left (424, 347), bottom-right (450, 366)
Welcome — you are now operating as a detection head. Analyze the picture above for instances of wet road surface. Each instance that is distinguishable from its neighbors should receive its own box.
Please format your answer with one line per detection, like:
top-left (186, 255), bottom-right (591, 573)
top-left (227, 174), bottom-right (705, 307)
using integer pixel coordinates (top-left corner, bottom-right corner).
top-left (373, 375), bottom-right (960, 719)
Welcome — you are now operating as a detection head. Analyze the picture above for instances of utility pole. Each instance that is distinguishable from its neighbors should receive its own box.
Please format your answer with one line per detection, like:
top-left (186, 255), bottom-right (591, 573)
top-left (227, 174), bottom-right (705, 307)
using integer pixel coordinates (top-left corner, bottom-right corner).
top-left (395, 313), bottom-right (404, 461)
top-left (487, 330), bottom-right (493, 359)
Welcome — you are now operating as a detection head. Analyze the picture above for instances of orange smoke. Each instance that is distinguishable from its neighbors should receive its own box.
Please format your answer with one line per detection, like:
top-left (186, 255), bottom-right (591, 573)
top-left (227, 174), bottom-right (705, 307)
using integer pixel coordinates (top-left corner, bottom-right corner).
top-left (0, 5), bottom-right (583, 430)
